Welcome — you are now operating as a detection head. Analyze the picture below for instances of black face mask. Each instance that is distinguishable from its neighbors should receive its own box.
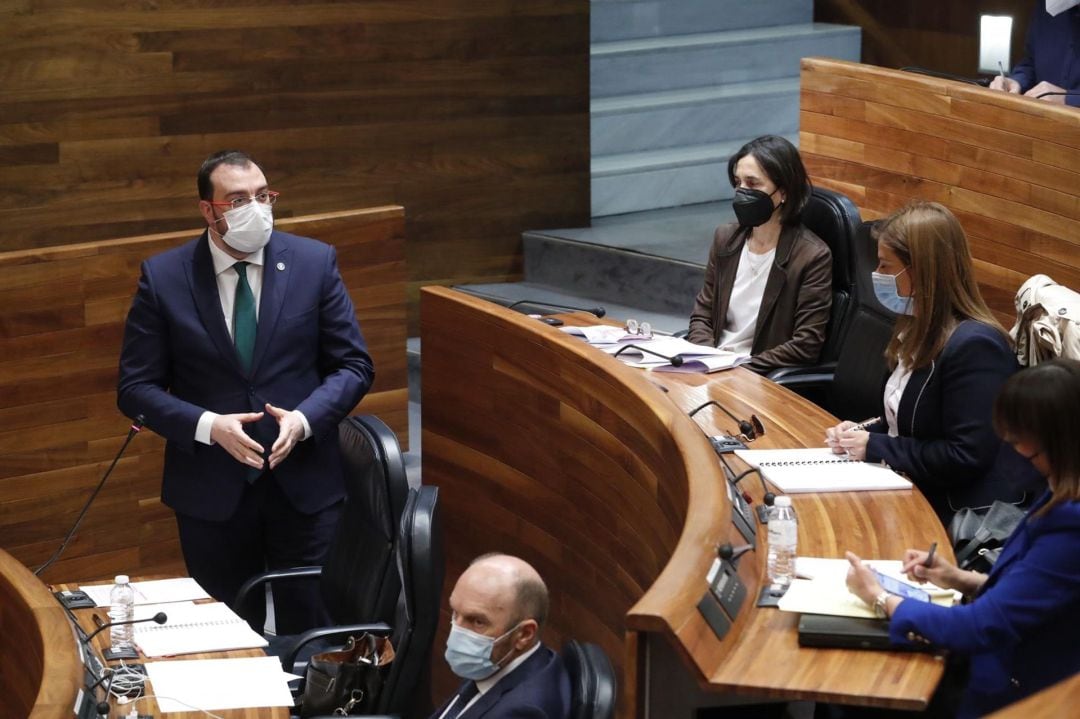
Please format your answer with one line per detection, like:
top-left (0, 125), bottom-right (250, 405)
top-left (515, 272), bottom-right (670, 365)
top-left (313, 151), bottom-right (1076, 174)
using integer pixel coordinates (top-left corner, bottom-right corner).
top-left (732, 187), bottom-right (779, 228)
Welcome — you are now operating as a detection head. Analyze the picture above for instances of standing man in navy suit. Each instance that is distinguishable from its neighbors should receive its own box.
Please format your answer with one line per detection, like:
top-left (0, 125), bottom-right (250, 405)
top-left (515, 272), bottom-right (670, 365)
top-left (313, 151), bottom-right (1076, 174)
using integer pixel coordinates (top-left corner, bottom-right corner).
top-left (431, 554), bottom-right (570, 719)
top-left (117, 150), bottom-right (374, 634)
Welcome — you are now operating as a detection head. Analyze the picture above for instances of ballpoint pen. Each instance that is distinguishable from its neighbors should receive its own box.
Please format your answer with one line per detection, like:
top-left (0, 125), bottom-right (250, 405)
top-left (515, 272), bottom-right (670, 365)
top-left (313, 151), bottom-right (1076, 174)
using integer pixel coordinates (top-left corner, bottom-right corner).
top-left (924, 541), bottom-right (938, 568)
top-left (851, 416), bottom-right (882, 432)
top-left (998, 60), bottom-right (1007, 87)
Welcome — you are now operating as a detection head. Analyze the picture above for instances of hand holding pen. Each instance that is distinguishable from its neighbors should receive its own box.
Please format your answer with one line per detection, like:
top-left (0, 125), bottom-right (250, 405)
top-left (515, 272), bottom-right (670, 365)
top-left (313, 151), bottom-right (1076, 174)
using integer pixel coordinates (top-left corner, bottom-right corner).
top-left (990, 60), bottom-right (1020, 94)
top-left (824, 416), bottom-right (880, 460)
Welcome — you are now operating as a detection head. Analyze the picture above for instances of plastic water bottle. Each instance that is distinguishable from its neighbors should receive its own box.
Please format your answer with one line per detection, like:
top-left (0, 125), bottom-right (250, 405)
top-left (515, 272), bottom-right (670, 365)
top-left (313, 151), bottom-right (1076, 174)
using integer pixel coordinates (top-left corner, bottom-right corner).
top-left (767, 496), bottom-right (798, 590)
top-left (109, 574), bottom-right (135, 652)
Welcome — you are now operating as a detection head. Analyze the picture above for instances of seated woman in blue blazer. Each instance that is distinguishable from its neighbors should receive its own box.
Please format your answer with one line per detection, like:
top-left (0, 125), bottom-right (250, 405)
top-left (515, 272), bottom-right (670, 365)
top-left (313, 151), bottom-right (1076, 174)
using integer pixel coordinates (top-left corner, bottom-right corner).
top-left (825, 201), bottom-right (1043, 523)
top-left (845, 358), bottom-right (1080, 718)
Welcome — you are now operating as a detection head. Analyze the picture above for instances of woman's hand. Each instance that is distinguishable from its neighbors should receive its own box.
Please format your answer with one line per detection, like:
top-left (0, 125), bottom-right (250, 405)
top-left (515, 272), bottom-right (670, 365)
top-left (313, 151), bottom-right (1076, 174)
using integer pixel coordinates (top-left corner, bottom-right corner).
top-left (845, 551), bottom-right (885, 606)
top-left (833, 428), bottom-right (870, 461)
top-left (901, 548), bottom-right (985, 595)
top-left (825, 420), bottom-right (857, 454)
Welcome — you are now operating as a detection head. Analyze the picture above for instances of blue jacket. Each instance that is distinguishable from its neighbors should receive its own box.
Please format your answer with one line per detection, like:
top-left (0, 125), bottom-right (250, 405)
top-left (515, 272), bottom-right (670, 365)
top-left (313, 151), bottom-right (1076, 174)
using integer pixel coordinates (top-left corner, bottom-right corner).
top-left (1011, 6), bottom-right (1080, 107)
top-left (890, 491), bottom-right (1080, 717)
top-left (431, 644), bottom-right (570, 719)
top-left (117, 230), bottom-right (374, 521)
top-left (865, 320), bottom-right (1045, 522)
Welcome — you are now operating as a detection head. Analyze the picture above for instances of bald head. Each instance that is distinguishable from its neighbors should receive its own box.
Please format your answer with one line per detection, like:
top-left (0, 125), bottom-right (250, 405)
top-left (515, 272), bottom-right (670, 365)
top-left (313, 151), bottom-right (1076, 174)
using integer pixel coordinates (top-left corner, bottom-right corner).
top-left (449, 553), bottom-right (549, 646)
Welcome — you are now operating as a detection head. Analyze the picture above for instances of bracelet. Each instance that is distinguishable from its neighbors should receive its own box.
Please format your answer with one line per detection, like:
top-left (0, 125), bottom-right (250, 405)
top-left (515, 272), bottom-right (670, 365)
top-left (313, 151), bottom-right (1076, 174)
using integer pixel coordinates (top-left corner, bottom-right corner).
top-left (873, 591), bottom-right (891, 618)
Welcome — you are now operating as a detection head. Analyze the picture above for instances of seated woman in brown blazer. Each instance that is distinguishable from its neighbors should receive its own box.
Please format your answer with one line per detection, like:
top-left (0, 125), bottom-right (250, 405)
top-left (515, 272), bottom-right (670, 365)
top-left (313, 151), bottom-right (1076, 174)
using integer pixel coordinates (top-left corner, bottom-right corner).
top-left (687, 135), bottom-right (831, 374)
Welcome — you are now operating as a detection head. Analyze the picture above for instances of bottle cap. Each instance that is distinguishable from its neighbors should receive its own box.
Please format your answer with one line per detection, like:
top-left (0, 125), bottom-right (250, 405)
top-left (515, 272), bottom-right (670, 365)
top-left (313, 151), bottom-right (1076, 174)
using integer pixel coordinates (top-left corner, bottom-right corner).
top-left (115, 574), bottom-right (130, 584)
top-left (774, 496), bottom-right (792, 507)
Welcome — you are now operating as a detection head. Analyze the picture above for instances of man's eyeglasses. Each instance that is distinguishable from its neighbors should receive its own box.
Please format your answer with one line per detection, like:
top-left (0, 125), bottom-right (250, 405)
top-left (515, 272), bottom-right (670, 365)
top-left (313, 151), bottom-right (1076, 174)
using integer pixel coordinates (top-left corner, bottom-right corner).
top-left (208, 191), bottom-right (280, 211)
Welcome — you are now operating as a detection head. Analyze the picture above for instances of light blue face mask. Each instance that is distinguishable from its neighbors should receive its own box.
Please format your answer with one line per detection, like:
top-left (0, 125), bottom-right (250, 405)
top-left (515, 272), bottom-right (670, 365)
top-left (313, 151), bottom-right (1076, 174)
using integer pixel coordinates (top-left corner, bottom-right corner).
top-left (871, 267), bottom-right (914, 315)
top-left (444, 621), bottom-right (521, 680)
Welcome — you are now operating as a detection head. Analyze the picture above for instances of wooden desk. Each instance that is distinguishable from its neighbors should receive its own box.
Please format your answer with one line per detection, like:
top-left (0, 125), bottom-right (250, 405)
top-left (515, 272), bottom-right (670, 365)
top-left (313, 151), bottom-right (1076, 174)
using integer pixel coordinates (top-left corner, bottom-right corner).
top-left (988, 673), bottom-right (1080, 718)
top-left (61, 582), bottom-right (287, 719)
top-left (420, 287), bottom-right (951, 717)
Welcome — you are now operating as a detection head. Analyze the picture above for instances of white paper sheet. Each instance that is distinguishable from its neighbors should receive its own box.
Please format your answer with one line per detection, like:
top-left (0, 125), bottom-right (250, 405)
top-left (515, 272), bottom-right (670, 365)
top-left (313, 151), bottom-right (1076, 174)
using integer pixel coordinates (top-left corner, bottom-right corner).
top-left (79, 578), bottom-right (211, 607)
top-left (144, 656), bottom-right (294, 713)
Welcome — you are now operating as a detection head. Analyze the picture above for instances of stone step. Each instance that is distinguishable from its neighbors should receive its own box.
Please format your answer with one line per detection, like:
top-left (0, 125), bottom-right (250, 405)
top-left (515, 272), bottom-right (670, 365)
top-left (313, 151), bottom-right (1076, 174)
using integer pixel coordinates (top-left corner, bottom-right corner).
top-left (591, 78), bottom-right (800, 155)
top-left (591, 136), bottom-right (797, 217)
top-left (591, 23), bottom-right (861, 98)
top-left (591, 0), bottom-right (813, 42)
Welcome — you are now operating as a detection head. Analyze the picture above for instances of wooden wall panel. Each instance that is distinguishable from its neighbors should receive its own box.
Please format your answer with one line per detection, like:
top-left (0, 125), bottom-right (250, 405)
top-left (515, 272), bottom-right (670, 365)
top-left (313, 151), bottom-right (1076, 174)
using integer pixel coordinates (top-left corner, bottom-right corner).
top-left (0, 206), bottom-right (407, 585)
top-left (800, 58), bottom-right (1080, 324)
top-left (0, 1), bottom-right (590, 330)
top-left (816, 0), bottom-right (1034, 78)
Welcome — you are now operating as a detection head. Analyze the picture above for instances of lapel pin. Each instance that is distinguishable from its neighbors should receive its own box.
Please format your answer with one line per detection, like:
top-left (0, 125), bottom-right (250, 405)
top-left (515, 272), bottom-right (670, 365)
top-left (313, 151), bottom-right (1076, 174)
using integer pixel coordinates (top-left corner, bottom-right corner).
top-left (276, 262), bottom-right (285, 271)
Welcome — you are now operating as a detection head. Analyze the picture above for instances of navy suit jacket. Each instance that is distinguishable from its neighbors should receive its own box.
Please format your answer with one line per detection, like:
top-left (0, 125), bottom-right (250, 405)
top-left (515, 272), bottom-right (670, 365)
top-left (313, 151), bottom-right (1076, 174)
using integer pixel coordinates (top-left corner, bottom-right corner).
top-left (865, 320), bottom-right (1044, 521)
top-left (117, 230), bottom-right (374, 521)
top-left (891, 492), bottom-right (1080, 717)
top-left (1012, 6), bottom-right (1080, 108)
top-left (432, 644), bottom-right (570, 719)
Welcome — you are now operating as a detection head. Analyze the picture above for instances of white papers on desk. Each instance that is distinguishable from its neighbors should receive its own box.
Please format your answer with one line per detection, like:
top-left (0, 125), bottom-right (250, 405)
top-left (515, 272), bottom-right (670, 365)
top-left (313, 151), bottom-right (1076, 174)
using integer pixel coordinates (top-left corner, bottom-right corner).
top-left (560, 325), bottom-right (638, 344)
top-left (145, 656), bottom-right (294, 713)
top-left (133, 601), bottom-right (268, 657)
top-left (779, 557), bottom-right (958, 618)
top-left (652, 353), bottom-right (750, 373)
top-left (734, 448), bottom-right (912, 493)
top-left (79, 577), bottom-right (211, 607)
top-left (599, 336), bottom-right (739, 366)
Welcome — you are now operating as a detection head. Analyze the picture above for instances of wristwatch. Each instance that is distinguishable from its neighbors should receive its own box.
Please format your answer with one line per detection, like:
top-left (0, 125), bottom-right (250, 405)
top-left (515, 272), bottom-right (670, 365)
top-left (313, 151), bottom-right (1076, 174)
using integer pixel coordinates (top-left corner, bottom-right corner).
top-left (873, 590), bottom-right (891, 618)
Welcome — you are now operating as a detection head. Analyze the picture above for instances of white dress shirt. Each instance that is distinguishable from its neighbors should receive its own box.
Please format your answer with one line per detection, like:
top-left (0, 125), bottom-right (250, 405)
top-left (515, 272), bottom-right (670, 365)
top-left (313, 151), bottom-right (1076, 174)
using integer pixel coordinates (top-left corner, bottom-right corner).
top-left (883, 360), bottom-right (913, 437)
top-left (438, 642), bottom-right (543, 718)
top-left (716, 243), bottom-right (775, 355)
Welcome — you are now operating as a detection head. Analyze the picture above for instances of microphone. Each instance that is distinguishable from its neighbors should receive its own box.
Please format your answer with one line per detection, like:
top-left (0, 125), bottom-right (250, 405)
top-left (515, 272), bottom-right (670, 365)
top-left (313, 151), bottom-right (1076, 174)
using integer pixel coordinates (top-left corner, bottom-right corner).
top-left (718, 542), bottom-right (754, 563)
top-left (83, 611), bottom-right (167, 646)
top-left (86, 668), bottom-right (115, 716)
top-left (612, 344), bottom-right (684, 367)
top-left (1033, 91), bottom-right (1080, 100)
top-left (35, 415), bottom-right (146, 578)
top-left (505, 299), bottom-right (606, 318)
top-left (687, 400), bottom-right (764, 440)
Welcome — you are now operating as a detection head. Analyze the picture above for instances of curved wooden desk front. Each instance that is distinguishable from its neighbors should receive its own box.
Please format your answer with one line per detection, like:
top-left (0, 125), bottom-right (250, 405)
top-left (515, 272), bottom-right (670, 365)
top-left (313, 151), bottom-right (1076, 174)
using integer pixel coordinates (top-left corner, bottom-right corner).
top-left (0, 547), bottom-right (82, 719)
top-left (420, 287), bottom-right (950, 716)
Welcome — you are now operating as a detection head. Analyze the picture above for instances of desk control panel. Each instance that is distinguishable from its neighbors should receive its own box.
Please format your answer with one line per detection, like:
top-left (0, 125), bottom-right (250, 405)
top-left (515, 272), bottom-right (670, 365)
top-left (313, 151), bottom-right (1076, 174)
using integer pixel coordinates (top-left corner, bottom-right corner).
top-left (698, 554), bottom-right (750, 640)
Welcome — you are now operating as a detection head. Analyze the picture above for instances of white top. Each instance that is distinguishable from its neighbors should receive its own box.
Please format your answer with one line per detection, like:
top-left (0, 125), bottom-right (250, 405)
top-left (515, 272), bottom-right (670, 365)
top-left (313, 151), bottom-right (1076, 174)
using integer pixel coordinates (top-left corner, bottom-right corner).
top-left (716, 243), bottom-right (775, 354)
top-left (883, 360), bottom-right (913, 437)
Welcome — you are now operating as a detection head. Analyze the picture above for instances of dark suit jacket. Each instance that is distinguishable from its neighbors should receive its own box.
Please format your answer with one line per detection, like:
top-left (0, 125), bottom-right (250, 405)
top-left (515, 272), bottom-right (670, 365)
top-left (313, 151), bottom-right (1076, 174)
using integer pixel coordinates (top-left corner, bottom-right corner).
top-left (1011, 5), bottom-right (1080, 108)
top-left (864, 320), bottom-right (1044, 522)
top-left (432, 644), bottom-right (570, 719)
top-left (117, 230), bottom-right (374, 521)
top-left (891, 492), bottom-right (1080, 718)
top-left (687, 222), bottom-right (832, 374)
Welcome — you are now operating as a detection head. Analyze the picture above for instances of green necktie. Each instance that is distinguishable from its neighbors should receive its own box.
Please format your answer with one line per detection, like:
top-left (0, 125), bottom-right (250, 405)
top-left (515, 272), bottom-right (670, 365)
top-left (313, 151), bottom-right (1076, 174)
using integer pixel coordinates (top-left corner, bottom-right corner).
top-left (233, 262), bottom-right (257, 372)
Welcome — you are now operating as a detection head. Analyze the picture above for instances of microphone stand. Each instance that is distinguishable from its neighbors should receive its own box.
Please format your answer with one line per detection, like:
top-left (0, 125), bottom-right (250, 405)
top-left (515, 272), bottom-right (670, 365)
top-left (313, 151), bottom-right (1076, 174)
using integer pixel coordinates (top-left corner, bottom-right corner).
top-left (612, 344), bottom-right (685, 367)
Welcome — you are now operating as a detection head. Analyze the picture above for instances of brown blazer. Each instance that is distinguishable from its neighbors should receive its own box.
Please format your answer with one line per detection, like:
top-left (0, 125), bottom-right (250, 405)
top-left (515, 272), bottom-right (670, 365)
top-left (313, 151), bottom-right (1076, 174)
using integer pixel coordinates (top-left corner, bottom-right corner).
top-left (687, 222), bottom-right (832, 374)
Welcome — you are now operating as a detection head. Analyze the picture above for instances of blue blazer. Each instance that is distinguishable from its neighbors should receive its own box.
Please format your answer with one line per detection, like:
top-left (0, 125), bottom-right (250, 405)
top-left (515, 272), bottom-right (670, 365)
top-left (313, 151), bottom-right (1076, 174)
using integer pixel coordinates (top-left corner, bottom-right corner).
top-left (865, 320), bottom-right (1044, 521)
top-left (117, 231), bottom-right (374, 521)
top-left (1011, 6), bottom-right (1080, 108)
top-left (431, 644), bottom-right (571, 719)
top-left (890, 492), bottom-right (1080, 717)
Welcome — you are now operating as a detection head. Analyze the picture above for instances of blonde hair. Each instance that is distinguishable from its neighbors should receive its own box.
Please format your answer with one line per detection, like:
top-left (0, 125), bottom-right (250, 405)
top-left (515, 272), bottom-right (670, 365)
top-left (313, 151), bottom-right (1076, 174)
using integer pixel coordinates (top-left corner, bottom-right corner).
top-left (873, 201), bottom-right (1007, 370)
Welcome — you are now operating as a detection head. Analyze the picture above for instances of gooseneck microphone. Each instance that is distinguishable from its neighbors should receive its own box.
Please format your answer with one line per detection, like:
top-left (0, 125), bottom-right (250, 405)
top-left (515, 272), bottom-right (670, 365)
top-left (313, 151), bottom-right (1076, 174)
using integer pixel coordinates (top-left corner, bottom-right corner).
top-left (718, 542), bottom-right (754, 563)
top-left (35, 415), bottom-right (146, 577)
top-left (83, 611), bottom-right (167, 646)
top-left (612, 344), bottom-right (684, 367)
top-left (732, 467), bottom-right (776, 524)
top-left (1033, 91), bottom-right (1080, 100)
top-left (687, 399), bottom-right (763, 439)
top-left (505, 299), bottom-right (606, 318)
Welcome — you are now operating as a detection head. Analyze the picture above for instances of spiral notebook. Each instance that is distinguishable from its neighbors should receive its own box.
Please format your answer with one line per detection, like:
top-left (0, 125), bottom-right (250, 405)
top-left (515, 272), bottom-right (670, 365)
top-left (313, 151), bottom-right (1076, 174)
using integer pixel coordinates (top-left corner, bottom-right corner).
top-left (733, 448), bottom-right (912, 493)
top-left (133, 601), bottom-right (268, 657)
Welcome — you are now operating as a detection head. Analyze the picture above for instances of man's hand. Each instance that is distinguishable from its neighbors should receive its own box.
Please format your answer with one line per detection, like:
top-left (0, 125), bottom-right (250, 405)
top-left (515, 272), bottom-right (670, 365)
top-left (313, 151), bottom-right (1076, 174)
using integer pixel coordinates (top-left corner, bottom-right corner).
top-left (989, 75), bottom-right (1021, 93)
top-left (266, 403), bottom-right (306, 469)
top-left (210, 412), bottom-right (265, 469)
top-left (1024, 80), bottom-right (1067, 103)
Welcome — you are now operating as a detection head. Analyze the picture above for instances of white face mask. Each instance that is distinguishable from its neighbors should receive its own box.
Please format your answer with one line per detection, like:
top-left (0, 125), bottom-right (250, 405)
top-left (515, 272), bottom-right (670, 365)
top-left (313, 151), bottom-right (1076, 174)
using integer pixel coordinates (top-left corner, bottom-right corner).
top-left (218, 201), bottom-right (273, 254)
top-left (1046, 0), bottom-right (1080, 16)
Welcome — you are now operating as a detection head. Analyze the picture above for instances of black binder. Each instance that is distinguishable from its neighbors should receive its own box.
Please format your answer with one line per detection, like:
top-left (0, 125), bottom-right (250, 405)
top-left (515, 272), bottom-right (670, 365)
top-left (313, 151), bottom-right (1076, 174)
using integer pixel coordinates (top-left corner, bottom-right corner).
top-left (797, 614), bottom-right (934, 652)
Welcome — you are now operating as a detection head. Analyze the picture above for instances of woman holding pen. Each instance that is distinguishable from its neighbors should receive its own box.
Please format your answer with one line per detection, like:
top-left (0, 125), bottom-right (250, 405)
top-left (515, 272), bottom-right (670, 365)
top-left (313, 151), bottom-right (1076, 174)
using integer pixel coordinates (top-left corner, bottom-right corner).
top-left (824, 201), bottom-right (1043, 523)
top-left (844, 359), bottom-right (1080, 718)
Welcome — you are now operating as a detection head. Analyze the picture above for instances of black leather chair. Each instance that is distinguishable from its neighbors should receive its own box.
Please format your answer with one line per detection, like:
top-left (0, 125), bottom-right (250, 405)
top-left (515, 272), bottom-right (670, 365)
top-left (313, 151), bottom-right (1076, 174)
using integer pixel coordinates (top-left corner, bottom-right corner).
top-left (771, 220), bottom-right (898, 420)
top-left (563, 640), bottom-right (616, 719)
top-left (285, 485), bottom-right (444, 719)
top-left (765, 187), bottom-right (861, 403)
top-left (234, 414), bottom-right (410, 659)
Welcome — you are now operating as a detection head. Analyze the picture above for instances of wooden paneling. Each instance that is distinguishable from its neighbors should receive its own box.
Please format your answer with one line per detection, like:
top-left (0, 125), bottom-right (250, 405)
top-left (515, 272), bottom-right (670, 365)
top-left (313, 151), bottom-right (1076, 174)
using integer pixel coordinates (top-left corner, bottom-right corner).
top-left (420, 288), bottom-right (950, 716)
top-left (0, 207), bottom-right (407, 586)
top-left (0, 1), bottom-right (590, 330)
top-left (816, 1), bottom-right (1034, 78)
top-left (801, 58), bottom-right (1080, 324)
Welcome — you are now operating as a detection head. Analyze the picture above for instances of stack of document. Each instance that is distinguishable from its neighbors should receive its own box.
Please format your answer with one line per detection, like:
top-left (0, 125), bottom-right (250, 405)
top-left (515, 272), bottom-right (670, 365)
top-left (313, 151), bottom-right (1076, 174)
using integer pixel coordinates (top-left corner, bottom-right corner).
top-left (561, 325), bottom-right (750, 373)
top-left (133, 601), bottom-right (268, 657)
top-left (778, 557), bottom-right (958, 619)
top-left (734, 448), bottom-right (913, 493)
top-left (78, 577), bottom-right (211, 607)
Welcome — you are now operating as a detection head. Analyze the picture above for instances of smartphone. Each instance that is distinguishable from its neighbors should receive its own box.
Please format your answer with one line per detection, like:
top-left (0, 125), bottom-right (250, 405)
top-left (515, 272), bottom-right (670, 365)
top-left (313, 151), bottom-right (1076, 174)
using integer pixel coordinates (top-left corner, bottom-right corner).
top-left (872, 569), bottom-right (930, 603)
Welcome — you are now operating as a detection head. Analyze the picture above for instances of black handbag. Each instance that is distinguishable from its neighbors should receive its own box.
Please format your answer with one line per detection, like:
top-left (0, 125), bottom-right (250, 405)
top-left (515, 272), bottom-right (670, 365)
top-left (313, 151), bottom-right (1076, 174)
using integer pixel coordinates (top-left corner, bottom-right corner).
top-left (948, 500), bottom-right (1025, 574)
top-left (299, 633), bottom-right (395, 717)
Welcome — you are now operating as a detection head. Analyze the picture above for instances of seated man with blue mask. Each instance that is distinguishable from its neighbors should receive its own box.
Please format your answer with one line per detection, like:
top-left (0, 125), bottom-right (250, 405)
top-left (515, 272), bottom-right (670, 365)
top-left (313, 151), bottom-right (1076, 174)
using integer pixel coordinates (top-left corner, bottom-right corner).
top-left (431, 553), bottom-right (570, 719)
